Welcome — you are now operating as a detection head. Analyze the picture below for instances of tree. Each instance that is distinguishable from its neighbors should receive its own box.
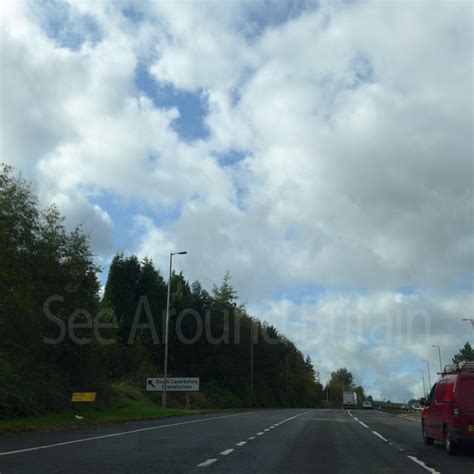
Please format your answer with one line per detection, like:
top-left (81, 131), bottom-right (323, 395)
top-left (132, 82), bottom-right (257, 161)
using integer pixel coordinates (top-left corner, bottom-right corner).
top-left (0, 165), bottom-right (102, 416)
top-left (452, 342), bottom-right (474, 364)
top-left (327, 368), bottom-right (355, 406)
top-left (212, 272), bottom-right (238, 308)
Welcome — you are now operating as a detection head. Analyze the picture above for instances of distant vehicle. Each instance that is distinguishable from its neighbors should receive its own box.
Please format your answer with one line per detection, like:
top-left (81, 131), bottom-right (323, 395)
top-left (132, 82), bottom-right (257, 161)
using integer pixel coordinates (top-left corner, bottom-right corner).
top-left (343, 391), bottom-right (357, 409)
top-left (362, 401), bottom-right (373, 409)
top-left (421, 360), bottom-right (474, 454)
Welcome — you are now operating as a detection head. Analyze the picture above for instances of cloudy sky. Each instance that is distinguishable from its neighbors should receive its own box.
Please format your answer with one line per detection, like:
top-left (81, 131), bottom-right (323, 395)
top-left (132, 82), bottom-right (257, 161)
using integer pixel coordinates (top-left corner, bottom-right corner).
top-left (1, 0), bottom-right (472, 401)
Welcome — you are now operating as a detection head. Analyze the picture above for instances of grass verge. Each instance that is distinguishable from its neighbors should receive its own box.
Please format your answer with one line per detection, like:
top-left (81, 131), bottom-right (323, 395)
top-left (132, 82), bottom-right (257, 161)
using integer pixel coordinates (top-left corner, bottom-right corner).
top-left (397, 412), bottom-right (421, 422)
top-left (0, 383), bottom-right (230, 435)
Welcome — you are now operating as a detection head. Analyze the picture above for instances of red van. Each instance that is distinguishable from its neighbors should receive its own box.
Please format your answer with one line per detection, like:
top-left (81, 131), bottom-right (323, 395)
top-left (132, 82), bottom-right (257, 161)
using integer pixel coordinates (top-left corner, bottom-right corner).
top-left (421, 360), bottom-right (474, 454)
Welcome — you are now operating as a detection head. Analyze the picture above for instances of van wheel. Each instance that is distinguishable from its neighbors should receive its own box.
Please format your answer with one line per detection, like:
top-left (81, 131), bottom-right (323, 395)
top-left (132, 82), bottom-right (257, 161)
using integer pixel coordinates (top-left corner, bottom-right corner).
top-left (422, 423), bottom-right (434, 445)
top-left (444, 426), bottom-right (456, 455)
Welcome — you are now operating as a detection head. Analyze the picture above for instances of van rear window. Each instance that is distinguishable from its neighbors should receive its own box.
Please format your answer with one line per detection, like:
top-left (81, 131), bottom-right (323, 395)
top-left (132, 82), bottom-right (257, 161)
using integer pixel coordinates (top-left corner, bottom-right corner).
top-left (458, 376), bottom-right (474, 407)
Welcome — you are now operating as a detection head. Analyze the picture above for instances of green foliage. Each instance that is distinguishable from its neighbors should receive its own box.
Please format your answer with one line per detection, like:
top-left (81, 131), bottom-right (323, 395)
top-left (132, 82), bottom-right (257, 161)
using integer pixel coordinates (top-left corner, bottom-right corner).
top-left (202, 382), bottom-right (243, 409)
top-left (327, 368), bottom-right (356, 407)
top-left (452, 342), bottom-right (474, 364)
top-left (0, 165), bottom-right (101, 418)
top-left (1, 165), bottom-right (323, 419)
top-left (0, 354), bottom-right (39, 418)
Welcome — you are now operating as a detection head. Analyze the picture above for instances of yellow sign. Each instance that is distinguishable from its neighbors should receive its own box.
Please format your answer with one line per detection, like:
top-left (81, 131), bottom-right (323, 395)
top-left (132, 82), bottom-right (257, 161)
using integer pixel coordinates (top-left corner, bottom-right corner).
top-left (71, 392), bottom-right (97, 402)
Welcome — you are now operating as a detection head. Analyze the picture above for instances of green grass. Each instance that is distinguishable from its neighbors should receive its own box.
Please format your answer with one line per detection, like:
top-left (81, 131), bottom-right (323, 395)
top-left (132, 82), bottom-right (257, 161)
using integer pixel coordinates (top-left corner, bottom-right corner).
top-left (0, 383), bottom-right (225, 434)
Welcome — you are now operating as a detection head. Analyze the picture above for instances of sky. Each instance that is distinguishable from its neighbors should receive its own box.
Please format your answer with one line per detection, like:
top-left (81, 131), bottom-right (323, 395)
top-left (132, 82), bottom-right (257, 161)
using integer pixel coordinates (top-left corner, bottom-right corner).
top-left (1, 0), bottom-right (473, 402)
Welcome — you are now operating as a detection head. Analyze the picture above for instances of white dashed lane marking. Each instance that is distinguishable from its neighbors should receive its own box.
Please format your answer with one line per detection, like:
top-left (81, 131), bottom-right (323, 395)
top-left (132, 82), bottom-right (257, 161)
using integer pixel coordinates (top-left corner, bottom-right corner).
top-left (348, 411), bottom-right (440, 474)
top-left (196, 410), bottom-right (313, 467)
top-left (371, 431), bottom-right (388, 442)
top-left (198, 459), bottom-right (218, 467)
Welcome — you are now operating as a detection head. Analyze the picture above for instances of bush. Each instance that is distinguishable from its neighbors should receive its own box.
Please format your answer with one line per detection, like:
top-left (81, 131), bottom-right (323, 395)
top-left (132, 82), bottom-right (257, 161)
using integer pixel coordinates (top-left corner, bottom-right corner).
top-left (0, 355), bottom-right (39, 418)
top-left (202, 382), bottom-right (242, 409)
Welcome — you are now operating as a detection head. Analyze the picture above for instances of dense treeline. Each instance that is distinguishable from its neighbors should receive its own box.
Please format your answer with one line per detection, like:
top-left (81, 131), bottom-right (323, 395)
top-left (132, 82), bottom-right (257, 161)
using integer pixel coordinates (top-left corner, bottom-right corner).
top-left (0, 165), bottom-right (323, 418)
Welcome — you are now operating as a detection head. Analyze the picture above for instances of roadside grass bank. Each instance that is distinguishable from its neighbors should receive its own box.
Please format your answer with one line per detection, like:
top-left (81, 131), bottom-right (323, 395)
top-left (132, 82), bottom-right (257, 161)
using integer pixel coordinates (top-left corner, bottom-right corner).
top-left (0, 383), bottom-right (236, 435)
top-left (397, 412), bottom-right (421, 422)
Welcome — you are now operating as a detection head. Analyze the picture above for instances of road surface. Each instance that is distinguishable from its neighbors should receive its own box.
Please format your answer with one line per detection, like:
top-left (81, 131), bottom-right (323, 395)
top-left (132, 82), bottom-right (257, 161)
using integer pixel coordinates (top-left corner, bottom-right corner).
top-left (0, 409), bottom-right (472, 473)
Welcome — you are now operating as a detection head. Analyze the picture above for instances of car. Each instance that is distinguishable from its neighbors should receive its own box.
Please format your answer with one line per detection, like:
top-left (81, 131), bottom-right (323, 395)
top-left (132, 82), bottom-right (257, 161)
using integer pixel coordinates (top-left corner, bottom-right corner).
top-left (421, 360), bottom-right (474, 454)
top-left (362, 401), bottom-right (373, 409)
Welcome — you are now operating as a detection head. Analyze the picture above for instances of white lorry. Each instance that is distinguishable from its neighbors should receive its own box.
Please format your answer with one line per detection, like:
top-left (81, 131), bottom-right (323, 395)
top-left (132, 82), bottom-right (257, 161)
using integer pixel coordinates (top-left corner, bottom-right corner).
top-left (343, 391), bottom-right (357, 408)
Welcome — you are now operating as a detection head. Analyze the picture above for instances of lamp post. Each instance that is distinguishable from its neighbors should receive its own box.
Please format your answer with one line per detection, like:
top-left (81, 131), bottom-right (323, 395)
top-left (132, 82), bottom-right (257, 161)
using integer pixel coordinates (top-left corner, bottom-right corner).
top-left (423, 360), bottom-right (431, 390)
top-left (461, 318), bottom-right (474, 342)
top-left (324, 372), bottom-right (329, 404)
top-left (162, 251), bottom-right (187, 409)
top-left (419, 370), bottom-right (426, 398)
top-left (432, 345), bottom-right (443, 374)
top-left (250, 321), bottom-right (254, 395)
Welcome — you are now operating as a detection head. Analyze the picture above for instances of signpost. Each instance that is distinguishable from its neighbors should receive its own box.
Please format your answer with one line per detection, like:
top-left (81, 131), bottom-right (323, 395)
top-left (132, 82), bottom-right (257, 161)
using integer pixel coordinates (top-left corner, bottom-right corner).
top-left (146, 377), bottom-right (199, 392)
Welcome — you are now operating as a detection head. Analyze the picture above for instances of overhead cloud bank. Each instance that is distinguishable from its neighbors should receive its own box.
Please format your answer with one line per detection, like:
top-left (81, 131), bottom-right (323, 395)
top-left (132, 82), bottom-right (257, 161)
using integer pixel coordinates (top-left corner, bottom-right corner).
top-left (1, 0), bottom-right (472, 400)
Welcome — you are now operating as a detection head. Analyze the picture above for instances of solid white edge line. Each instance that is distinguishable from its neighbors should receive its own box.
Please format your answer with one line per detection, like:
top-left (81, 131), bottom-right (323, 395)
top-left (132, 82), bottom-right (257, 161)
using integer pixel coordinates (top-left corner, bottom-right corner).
top-left (371, 431), bottom-right (388, 442)
top-left (220, 449), bottom-right (234, 455)
top-left (198, 458), bottom-right (218, 467)
top-left (406, 455), bottom-right (440, 474)
top-left (0, 412), bottom-right (248, 457)
top-left (236, 441), bottom-right (247, 446)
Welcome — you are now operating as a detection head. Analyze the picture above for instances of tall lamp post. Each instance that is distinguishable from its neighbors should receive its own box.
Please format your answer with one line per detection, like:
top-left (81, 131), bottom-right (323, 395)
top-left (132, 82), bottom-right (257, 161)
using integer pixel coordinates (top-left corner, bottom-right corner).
top-left (432, 345), bottom-right (443, 374)
top-left (423, 360), bottom-right (431, 390)
top-left (250, 321), bottom-right (254, 396)
top-left (461, 318), bottom-right (474, 342)
top-left (324, 372), bottom-right (329, 404)
top-left (162, 251), bottom-right (187, 409)
top-left (419, 370), bottom-right (426, 398)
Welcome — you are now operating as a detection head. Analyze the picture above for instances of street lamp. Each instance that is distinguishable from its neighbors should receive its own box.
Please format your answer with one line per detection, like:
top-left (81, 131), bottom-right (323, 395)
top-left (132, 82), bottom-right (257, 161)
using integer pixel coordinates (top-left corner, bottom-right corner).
top-left (423, 360), bottom-right (431, 390)
top-left (324, 372), bottom-right (330, 404)
top-left (162, 251), bottom-right (187, 409)
top-left (250, 321), bottom-right (254, 395)
top-left (432, 345), bottom-right (443, 374)
top-left (462, 318), bottom-right (474, 342)
top-left (419, 370), bottom-right (426, 398)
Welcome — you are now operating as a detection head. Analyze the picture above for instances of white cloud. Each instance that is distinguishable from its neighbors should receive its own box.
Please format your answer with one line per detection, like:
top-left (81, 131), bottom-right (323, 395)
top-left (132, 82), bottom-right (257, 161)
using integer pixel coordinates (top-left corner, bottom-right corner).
top-left (1, 0), bottom-right (472, 400)
top-left (251, 290), bottom-right (474, 400)
top-left (42, 190), bottom-right (114, 255)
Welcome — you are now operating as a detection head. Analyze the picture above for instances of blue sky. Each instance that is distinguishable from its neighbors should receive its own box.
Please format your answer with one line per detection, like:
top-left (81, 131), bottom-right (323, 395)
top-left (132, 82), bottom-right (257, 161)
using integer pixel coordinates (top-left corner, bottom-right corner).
top-left (134, 61), bottom-right (210, 142)
top-left (1, 0), bottom-right (473, 401)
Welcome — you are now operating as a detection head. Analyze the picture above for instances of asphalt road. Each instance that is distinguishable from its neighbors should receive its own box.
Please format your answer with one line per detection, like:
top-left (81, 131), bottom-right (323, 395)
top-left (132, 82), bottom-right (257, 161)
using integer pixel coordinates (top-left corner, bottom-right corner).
top-left (0, 409), bottom-right (472, 473)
